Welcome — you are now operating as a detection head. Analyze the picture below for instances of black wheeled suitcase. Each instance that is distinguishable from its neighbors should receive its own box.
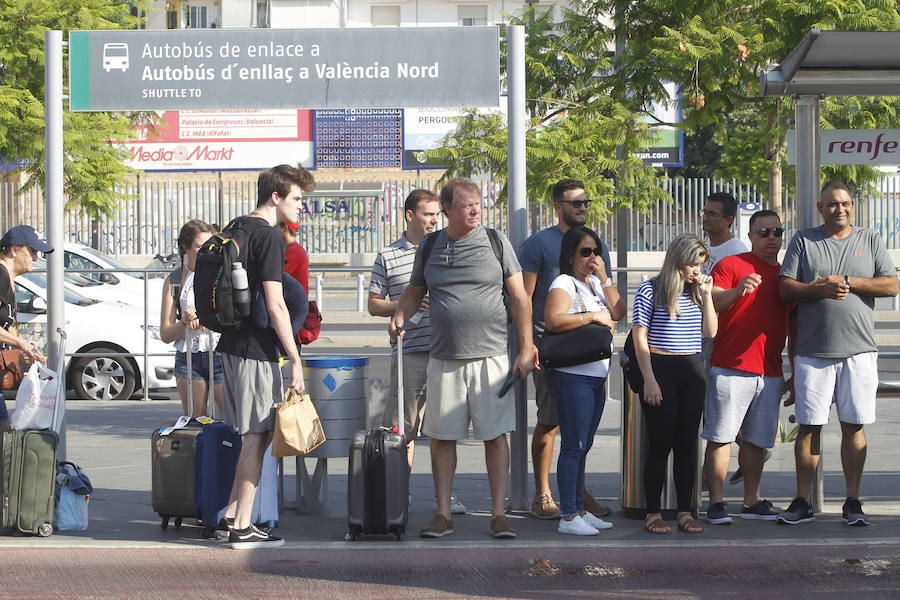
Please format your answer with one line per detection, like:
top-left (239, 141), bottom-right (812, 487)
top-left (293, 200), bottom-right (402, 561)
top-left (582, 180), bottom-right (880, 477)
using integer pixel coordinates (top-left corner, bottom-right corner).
top-left (346, 334), bottom-right (409, 541)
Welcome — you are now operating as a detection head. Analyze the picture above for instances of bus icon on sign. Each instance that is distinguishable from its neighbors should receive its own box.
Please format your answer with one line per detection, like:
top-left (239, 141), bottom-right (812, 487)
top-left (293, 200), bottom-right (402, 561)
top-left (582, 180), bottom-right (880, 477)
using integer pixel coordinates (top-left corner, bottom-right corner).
top-left (102, 43), bottom-right (129, 72)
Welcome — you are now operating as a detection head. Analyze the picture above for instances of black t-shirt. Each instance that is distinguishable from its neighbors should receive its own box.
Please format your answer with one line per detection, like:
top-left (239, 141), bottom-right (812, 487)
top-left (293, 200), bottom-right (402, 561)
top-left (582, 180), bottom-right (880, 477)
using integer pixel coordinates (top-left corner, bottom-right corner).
top-left (216, 216), bottom-right (286, 362)
top-left (0, 265), bottom-right (15, 340)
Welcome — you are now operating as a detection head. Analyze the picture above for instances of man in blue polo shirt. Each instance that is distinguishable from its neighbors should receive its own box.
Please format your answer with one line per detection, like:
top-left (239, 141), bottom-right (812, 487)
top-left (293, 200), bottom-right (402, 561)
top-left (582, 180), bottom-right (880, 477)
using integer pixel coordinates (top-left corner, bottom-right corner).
top-left (519, 178), bottom-right (612, 520)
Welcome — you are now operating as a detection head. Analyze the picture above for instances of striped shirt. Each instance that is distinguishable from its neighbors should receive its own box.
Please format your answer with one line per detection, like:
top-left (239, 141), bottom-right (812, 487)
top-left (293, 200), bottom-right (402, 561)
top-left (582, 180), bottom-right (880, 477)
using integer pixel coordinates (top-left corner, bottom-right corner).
top-left (369, 233), bottom-right (430, 354)
top-left (632, 279), bottom-right (702, 354)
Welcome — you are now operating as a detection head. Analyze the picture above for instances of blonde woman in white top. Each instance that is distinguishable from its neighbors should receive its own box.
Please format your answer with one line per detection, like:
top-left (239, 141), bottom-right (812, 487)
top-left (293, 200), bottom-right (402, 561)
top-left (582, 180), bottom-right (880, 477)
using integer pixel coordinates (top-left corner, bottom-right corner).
top-left (544, 226), bottom-right (625, 535)
top-left (160, 219), bottom-right (223, 417)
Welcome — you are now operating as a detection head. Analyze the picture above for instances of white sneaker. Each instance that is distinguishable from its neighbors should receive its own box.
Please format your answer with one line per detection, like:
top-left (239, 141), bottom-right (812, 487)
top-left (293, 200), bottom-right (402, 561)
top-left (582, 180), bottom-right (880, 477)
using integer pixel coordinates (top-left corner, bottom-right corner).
top-left (581, 511), bottom-right (614, 530)
top-left (434, 494), bottom-right (467, 514)
top-left (558, 515), bottom-right (600, 536)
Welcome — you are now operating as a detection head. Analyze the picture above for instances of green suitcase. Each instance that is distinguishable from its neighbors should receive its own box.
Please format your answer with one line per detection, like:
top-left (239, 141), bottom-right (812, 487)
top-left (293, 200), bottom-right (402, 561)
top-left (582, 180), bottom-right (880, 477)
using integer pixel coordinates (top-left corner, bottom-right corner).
top-left (1, 429), bottom-right (59, 536)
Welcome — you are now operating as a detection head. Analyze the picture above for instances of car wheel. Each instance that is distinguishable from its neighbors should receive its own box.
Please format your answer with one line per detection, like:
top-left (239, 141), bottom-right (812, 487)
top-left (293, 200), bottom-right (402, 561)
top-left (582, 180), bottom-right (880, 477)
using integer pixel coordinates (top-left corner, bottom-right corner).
top-left (71, 347), bottom-right (137, 401)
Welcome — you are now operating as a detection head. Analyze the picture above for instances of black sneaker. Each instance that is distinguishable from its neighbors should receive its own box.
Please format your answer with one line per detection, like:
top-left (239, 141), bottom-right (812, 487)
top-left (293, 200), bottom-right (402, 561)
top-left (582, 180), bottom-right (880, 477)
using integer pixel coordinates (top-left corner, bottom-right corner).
top-left (215, 517), bottom-right (233, 541)
top-left (706, 501), bottom-right (733, 525)
top-left (741, 499), bottom-right (780, 520)
top-left (729, 468), bottom-right (743, 485)
top-left (842, 497), bottom-right (869, 526)
top-left (228, 523), bottom-right (285, 549)
top-left (776, 497), bottom-right (815, 525)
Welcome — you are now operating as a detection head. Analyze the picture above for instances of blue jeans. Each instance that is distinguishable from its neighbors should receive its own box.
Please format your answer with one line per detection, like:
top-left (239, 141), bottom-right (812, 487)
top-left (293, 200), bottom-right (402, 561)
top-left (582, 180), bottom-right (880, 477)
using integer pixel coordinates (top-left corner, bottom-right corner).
top-left (0, 390), bottom-right (8, 427)
top-left (545, 369), bottom-right (607, 517)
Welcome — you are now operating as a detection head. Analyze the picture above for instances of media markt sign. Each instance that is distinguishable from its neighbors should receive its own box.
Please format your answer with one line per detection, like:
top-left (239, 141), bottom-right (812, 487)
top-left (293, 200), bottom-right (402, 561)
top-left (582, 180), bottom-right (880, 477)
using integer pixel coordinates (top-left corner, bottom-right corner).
top-left (69, 28), bottom-right (499, 111)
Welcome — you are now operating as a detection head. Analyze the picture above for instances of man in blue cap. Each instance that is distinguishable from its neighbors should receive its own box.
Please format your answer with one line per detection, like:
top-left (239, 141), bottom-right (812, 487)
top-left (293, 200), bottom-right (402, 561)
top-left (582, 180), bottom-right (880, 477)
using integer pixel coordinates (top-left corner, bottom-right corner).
top-left (0, 225), bottom-right (53, 429)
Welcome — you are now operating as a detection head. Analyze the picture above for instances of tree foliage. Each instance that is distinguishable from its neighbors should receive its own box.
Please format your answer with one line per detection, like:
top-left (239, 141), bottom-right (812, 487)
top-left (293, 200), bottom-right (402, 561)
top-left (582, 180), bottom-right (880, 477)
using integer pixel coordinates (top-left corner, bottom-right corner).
top-left (0, 1), bottom-right (151, 218)
top-left (428, 6), bottom-right (670, 218)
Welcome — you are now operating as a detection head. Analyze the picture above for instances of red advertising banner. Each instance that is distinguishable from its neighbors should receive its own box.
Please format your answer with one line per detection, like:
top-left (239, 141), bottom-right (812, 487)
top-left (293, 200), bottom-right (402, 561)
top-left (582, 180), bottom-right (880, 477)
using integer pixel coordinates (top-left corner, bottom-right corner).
top-left (120, 109), bottom-right (314, 171)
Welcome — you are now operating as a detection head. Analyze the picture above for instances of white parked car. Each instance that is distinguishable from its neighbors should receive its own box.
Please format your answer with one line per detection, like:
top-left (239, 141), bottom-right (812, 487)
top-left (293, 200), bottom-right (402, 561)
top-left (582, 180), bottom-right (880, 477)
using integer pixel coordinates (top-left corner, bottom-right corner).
top-left (15, 271), bottom-right (176, 400)
top-left (63, 243), bottom-right (165, 324)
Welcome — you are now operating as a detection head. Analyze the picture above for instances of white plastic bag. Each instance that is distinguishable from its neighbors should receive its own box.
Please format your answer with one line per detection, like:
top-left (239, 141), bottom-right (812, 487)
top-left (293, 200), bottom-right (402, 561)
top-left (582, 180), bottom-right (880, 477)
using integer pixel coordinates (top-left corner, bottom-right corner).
top-left (11, 362), bottom-right (58, 430)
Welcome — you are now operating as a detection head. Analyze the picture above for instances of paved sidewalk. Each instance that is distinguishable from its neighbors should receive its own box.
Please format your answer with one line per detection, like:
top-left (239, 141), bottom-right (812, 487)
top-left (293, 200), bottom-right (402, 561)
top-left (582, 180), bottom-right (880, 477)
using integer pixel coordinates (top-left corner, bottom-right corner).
top-left (2, 396), bottom-right (898, 550)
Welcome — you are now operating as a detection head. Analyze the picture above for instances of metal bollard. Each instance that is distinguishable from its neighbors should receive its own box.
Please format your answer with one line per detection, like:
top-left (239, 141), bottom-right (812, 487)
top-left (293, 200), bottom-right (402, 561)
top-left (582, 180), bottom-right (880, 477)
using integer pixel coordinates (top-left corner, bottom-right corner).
top-left (315, 273), bottom-right (324, 313)
top-left (357, 273), bottom-right (365, 312)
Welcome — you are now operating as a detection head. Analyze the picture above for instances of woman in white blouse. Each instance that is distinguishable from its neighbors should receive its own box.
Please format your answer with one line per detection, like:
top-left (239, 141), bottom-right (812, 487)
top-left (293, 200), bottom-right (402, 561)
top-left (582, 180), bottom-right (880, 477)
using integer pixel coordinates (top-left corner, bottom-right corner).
top-left (160, 219), bottom-right (223, 417)
top-left (544, 226), bottom-right (625, 535)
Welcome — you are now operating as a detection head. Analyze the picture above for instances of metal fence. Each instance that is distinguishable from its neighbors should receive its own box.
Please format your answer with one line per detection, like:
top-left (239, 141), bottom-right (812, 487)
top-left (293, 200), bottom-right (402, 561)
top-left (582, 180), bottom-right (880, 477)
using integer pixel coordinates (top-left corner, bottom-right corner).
top-left (5, 176), bottom-right (900, 255)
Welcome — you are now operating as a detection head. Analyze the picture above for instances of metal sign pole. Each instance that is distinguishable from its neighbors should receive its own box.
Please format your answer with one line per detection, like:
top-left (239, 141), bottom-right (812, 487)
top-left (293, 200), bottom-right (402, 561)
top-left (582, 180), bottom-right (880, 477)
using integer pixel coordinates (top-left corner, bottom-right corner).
top-left (506, 24), bottom-right (528, 511)
top-left (45, 30), bottom-right (66, 460)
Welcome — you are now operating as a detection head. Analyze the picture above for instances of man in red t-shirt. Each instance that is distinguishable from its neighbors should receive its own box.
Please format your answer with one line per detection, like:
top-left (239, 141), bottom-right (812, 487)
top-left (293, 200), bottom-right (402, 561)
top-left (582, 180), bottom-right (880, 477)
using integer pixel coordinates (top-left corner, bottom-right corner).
top-left (701, 210), bottom-right (794, 525)
top-left (279, 221), bottom-right (309, 293)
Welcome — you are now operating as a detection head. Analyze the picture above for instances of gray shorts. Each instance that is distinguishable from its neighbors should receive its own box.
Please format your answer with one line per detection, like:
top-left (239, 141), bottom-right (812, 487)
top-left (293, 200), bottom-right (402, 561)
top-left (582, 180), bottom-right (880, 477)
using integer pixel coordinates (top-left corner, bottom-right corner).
top-left (533, 369), bottom-right (557, 427)
top-left (221, 352), bottom-right (283, 435)
top-left (701, 366), bottom-right (784, 449)
top-left (383, 351), bottom-right (429, 438)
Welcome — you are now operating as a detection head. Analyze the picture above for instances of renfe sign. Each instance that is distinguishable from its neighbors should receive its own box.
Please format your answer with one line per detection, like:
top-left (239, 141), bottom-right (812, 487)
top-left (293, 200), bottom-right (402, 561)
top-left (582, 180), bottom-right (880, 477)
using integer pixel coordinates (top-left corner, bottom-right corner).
top-left (787, 129), bottom-right (900, 165)
top-left (69, 28), bottom-right (500, 111)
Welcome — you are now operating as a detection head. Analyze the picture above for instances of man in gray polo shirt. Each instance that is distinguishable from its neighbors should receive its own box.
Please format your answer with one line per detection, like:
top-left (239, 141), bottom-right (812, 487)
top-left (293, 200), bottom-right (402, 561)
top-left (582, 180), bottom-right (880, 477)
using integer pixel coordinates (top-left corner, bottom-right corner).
top-left (777, 181), bottom-right (898, 527)
top-left (390, 177), bottom-right (539, 539)
top-left (368, 189), bottom-right (464, 513)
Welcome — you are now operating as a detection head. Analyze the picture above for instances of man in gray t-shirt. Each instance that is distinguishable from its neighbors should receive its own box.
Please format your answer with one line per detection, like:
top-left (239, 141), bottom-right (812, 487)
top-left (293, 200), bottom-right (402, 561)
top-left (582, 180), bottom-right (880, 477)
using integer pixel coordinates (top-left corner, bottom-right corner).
top-left (391, 177), bottom-right (539, 540)
top-left (777, 181), bottom-right (898, 527)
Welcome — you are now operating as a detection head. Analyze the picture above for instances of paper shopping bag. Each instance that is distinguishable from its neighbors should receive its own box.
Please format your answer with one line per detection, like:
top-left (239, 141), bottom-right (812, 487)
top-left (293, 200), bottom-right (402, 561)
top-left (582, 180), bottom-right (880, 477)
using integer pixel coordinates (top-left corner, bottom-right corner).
top-left (271, 390), bottom-right (326, 457)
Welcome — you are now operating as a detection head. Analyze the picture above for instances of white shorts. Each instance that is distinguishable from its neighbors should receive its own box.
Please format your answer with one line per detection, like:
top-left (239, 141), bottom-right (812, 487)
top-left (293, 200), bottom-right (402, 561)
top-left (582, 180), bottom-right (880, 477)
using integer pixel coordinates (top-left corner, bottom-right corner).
top-left (794, 353), bottom-right (878, 426)
top-left (702, 367), bottom-right (784, 448)
top-left (423, 354), bottom-right (514, 441)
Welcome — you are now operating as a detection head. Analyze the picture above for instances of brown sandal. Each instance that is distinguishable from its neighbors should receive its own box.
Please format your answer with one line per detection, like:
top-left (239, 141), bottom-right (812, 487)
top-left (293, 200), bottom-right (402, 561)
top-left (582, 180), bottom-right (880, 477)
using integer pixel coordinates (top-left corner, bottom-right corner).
top-left (677, 513), bottom-right (704, 534)
top-left (644, 514), bottom-right (672, 534)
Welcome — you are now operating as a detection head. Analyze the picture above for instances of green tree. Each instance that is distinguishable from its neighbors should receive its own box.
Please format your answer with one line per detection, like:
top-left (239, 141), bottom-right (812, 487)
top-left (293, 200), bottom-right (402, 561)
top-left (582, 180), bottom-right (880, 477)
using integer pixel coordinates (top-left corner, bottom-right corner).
top-left (0, 1), bottom-right (151, 218)
top-left (595, 0), bottom-right (900, 213)
top-left (428, 6), bottom-right (670, 218)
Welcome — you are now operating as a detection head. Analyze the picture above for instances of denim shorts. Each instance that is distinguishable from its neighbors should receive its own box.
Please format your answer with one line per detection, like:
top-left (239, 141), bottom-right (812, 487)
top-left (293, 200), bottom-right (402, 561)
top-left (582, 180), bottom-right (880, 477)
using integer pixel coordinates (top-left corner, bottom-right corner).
top-left (174, 351), bottom-right (224, 383)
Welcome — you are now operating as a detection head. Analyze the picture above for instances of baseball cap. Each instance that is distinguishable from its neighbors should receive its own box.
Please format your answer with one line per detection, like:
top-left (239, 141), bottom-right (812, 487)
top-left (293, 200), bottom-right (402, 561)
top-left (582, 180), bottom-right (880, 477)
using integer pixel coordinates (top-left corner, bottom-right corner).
top-left (285, 221), bottom-right (300, 233)
top-left (0, 225), bottom-right (54, 253)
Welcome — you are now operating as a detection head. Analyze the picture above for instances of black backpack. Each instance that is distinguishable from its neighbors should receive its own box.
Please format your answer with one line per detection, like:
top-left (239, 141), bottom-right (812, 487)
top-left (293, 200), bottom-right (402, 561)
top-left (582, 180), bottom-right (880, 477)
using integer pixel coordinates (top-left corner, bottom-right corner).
top-left (193, 219), bottom-right (252, 334)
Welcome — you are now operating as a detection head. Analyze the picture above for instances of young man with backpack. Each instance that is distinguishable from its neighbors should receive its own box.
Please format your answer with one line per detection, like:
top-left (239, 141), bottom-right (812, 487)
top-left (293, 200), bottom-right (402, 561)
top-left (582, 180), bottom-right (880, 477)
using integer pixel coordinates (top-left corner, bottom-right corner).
top-left (214, 164), bottom-right (314, 549)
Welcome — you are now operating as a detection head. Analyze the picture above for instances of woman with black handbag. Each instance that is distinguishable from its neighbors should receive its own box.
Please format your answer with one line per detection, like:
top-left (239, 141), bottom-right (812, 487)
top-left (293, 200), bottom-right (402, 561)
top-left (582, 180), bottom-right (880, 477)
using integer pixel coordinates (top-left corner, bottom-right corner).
top-left (632, 233), bottom-right (716, 535)
top-left (543, 226), bottom-right (624, 535)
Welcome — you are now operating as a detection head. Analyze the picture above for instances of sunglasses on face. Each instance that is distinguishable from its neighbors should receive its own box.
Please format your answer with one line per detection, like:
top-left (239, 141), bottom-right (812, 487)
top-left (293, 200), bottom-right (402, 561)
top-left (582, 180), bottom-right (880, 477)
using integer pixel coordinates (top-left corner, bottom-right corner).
top-left (753, 227), bottom-right (784, 238)
top-left (562, 199), bottom-right (591, 208)
top-left (578, 247), bottom-right (602, 257)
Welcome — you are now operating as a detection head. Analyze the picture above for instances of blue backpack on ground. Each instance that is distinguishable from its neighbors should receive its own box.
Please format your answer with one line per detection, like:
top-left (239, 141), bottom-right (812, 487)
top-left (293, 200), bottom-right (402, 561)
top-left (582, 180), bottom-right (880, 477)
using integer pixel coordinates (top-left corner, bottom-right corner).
top-left (194, 219), bottom-right (252, 334)
top-left (53, 461), bottom-right (93, 531)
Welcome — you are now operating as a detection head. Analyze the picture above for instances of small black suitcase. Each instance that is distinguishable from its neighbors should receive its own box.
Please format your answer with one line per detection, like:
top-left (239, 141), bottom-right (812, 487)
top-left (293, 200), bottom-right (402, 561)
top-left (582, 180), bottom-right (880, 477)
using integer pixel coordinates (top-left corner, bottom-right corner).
top-left (346, 334), bottom-right (409, 540)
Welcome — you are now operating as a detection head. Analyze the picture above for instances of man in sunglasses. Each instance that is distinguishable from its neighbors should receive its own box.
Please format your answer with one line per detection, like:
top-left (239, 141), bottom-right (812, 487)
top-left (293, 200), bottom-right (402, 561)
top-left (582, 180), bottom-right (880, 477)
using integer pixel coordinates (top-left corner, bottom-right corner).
top-left (701, 191), bottom-right (747, 275)
top-left (519, 178), bottom-right (613, 521)
top-left (701, 210), bottom-right (794, 525)
top-left (777, 181), bottom-right (897, 527)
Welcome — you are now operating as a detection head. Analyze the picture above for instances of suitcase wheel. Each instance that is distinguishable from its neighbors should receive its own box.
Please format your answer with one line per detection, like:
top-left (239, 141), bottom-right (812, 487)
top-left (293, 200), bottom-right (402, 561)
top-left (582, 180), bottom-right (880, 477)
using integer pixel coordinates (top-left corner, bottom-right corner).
top-left (391, 526), bottom-right (405, 542)
top-left (38, 523), bottom-right (53, 537)
top-left (174, 517), bottom-right (183, 529)
top-left (345, 527), bottom-right (360, 542)
top-left (161, 516), bottom-right (169, 530)
top-left (201, 525), bottom-right (216, 539)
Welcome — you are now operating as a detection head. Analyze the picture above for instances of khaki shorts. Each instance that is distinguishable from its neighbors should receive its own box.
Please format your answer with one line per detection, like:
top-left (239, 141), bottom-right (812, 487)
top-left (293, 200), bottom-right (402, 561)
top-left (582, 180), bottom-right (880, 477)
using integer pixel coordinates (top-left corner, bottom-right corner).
top-left (423, 354), bottom-right (514, 441)
top-left (383, 351), bottom-right (429, 438)
top-left (221, 352), bottom-right (283, 435)
top-left (533, 369), bottom-right (557, 427)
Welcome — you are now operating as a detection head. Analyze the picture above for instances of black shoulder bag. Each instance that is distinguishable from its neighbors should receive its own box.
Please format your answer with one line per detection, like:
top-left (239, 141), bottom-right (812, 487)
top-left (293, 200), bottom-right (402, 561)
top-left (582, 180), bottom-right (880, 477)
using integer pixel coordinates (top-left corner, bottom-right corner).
top-left (538, 277), bottom-right (613, 369)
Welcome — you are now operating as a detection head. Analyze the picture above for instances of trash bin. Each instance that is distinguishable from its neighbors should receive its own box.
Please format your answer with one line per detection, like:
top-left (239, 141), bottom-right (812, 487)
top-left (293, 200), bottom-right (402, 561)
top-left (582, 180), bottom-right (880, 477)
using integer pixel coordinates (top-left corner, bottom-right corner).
top-left (619, 355), bottom-right (701, 519)
top-left (300, 356), bottom-right (368, 459)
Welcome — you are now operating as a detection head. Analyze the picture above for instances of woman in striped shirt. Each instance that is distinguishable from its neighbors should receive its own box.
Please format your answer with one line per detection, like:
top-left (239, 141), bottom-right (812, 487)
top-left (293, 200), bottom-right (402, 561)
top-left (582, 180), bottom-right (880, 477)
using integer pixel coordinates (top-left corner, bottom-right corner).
top-left (632, 234), bottom-right (717, 534)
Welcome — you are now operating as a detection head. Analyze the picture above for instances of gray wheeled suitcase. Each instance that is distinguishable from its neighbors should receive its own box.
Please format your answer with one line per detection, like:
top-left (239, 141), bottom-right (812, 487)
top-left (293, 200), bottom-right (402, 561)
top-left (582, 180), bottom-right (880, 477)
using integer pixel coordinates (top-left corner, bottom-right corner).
top-left (346, 334), bottom-right (409, 540)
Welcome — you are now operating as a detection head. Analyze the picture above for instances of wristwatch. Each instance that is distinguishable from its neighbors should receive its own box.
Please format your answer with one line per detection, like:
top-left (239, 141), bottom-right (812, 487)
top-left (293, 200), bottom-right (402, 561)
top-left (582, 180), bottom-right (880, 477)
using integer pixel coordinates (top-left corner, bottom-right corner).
top-left (602, 277), bottom-right (614, 288)
top-left (844, 275), bottom-right (850, 288)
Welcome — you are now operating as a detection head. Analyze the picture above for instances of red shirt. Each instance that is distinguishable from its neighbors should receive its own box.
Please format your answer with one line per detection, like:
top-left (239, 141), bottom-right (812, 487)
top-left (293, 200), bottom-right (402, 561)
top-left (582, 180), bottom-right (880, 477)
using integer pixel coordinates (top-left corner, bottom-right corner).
top-left (710, 252), bottom-right (793, 376)
top-left (284, 242), bottom-right (309, 294)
